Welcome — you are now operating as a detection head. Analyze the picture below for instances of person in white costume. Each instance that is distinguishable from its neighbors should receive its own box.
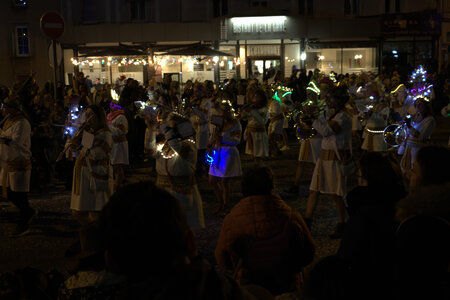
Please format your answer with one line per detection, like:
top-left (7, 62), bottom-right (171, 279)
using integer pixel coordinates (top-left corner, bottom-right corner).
top-left (285, 86), bottom-right (324, 194)
top-left (155, 113), bottom-right (205, 230)
top-left (107, 102), bottom-right (129, 191)
top-left (70, 105), bottom-right (114, 226)
top-left (191, 96), bottom-right (212, 177)
top-left (304, 86), bottom-right (353, 239)
top-left (268, 93), bottom-right (284, 157)
top-left (0, 97), bottom-right (36, 236)
top-left (361, 100), bottom-right (389, 152)
top-left (399, 98), bottom-right (436, 175)
top-left (241, 89), bottom-right (269, 160)
top-left (208, 101), bottom-right (242, 215)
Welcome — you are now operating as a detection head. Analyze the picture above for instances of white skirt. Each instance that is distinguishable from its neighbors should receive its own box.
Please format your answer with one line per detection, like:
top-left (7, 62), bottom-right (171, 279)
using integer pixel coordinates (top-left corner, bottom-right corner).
top-left (245, 131), bottom-right (269, 157)
top-left (111, 141), bottom-right (129, 165)
top-left (209, 145), bottom-right (242, 178)
top-left (361, 132), bottom-right (387, 152)
top-left (298, 137), bottom-right (321, 163)
top-left (268, 119), bottom-right (284, 136)
top-left (71, 166), bottom-right (114, 211)
top-left (0, 169), bottom-right (31, 193)
top-left (168, 185), bottom-right (205, 230)
top-left (309, 158), bottom-right (346, 197)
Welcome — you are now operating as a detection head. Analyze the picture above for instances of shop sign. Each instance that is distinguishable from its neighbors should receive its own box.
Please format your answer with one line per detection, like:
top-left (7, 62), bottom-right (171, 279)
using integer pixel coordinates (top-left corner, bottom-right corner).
top-left (381, 12), bottom-right (441, 36)
top-left (231, 16), bottom-right (287, 34)
top-left (225, 16), bottom-right (294, 40)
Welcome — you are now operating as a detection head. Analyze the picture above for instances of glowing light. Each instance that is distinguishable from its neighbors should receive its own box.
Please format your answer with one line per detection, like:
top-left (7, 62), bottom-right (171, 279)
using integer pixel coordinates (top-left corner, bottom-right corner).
top-left (300, 52), bottom-right (306, 61)
top-left (392, 50), bottom-right (398, 54)
top-left (318, 55), bottom-right (325, 60)
top-left (213, 56), bottom-right (219, 63)
top-left (206, 150), bottom-right (216, 165)
top-left (366, 128), bottom-right (385, 134)
top-left (391, 84), bottom-right (405, 94)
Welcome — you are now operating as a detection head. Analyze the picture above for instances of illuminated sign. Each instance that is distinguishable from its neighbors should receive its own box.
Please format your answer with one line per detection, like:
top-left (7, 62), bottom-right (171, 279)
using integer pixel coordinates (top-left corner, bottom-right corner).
top-left (231, 16), bottom-right (287, 34)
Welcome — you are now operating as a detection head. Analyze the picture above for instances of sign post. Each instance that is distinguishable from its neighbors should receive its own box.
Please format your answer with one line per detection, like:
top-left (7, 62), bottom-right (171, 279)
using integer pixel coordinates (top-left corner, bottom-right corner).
top-left (40, 11), bottom-right (65, 100)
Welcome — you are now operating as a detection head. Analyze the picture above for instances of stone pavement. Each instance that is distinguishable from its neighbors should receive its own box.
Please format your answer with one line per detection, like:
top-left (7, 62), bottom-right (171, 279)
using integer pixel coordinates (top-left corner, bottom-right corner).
top-left (0, 116), bottom-right (448, 275)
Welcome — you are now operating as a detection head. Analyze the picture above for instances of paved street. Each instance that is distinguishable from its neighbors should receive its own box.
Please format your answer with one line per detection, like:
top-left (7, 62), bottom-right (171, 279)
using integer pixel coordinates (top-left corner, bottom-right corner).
top-left (0, 116), bottom-right (448, 276)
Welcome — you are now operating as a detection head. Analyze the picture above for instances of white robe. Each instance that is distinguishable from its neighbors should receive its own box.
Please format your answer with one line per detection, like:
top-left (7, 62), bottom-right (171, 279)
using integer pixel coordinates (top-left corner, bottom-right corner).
top-left (191, 98), bottom-right (212, 150)
top-left (243, 107), bottom-right (269, 158)
top-left (109, 114), bottom-right (129, 165)
top-left (361, 108), bottom-right (388, 152)
top-left (268, 100), bottom-right (284, 136)
top-left (0, 116), bottom-right (31, 193)
top-left (155, 139), bottom-right (205, 230)
top-left (399, 115), bottom-right (436, 173)
top-left (71, 129), bottom-right (114, 211)
top-left (309, 111), bottom-right (352, 197)
top-left (209, 120), bottom-right (242, 178)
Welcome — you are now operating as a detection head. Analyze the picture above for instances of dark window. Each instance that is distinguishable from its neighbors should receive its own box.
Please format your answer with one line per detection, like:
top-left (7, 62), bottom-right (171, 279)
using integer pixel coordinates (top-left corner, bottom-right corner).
top-left (82, 0), bottom-right (98, 23)
top-left (222, 0), bottom-right (228, 15)
top-left (344, 0), bottom-right (359, 15)
top-left (385, 0), bottom-right (390, 13)
top-left (130, 0), bottom-right (146, 21)
top-left (306, 0), bottom-right (313, 16)
top-left (214, 0), bottom-right (220, 17)
top-left (15, 26), bottom-right (30, 56)
top-left (395, 0), bottom-right (400, 13)
top-left (250, 1), bottom-right (267, 7)
top-left (298, 0), bottom-right (305, 15)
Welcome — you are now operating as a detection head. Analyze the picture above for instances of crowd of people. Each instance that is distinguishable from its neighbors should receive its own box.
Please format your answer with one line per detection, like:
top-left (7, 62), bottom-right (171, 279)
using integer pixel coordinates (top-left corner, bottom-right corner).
top-left (0, 64), bottom-right (449, 299)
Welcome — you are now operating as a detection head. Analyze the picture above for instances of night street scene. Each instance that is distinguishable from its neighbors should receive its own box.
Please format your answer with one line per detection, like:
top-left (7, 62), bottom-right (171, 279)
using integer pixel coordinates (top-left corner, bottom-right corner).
top-left (0, 0), bottom-right (449, 299)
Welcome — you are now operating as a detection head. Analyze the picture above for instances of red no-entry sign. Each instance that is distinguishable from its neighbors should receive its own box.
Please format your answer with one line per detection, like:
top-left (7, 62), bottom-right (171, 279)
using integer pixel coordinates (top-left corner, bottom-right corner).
top-left (40, 11), bottom-right (65, 40)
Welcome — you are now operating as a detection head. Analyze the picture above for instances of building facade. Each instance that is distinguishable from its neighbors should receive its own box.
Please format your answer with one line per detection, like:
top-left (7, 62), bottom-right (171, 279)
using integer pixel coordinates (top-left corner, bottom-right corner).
top-left (0, 0), bottom-right (447, 87)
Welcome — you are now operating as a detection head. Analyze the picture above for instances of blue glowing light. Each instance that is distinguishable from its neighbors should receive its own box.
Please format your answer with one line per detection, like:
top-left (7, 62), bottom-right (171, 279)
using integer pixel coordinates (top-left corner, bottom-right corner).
top-left (206, 150), bottom-right (216, 165)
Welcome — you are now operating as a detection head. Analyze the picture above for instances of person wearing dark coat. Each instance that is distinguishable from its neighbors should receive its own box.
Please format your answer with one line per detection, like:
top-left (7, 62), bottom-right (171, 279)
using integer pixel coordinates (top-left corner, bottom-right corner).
top-left (215, 165), bottom-right (315, 296)
top-left (338, 152), bottom-right (406, 298)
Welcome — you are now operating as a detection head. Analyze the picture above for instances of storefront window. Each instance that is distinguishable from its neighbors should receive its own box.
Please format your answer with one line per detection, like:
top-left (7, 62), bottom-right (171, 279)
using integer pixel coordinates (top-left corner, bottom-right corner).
top-left (306, 47), bottom-right (377, 75)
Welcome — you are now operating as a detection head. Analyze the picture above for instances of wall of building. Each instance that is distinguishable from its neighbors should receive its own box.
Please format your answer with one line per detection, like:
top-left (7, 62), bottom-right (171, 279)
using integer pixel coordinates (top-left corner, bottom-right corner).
top-left (0, 0), bottom-right (62, 87)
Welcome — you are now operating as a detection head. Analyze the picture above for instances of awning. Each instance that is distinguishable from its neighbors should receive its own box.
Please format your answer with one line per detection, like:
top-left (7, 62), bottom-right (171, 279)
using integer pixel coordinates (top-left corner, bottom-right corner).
top-left (159, 45), bottom-right (234, 57)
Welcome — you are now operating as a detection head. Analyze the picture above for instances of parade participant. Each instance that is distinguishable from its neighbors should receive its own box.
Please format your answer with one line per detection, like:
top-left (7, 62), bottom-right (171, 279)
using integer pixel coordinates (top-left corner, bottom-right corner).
top-left (190, 88), bottom-right (212, 177)
top-left (208, 100), bottom-right (242, 216)
top-left (70, 105), bottom-right (113, 226)
top-left (361, 98), bottom-right (389, 152)
top-left (114, 74), bottom-right (126, 96)
top-left (304, 86), bottom-right (352, 239)
top-left (285, 80), bottom-right (324, 194)
top-left (398, 97), bottom-right (436, 175)
top-left (0, 97), bottom-right (35, 236)
top-left (107, 102), bottom-right (129, 191)
top-left (155, 113), bottom-right (204, 229)
top-left (268, 88), bottom-right (284, 157)
top-left (242, 89), bottom-right (269, 160)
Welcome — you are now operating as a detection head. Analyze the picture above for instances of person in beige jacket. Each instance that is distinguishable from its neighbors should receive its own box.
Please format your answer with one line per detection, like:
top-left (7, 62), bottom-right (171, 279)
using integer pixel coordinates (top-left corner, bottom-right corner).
top-left (0, 96), bottom-right (35, 236)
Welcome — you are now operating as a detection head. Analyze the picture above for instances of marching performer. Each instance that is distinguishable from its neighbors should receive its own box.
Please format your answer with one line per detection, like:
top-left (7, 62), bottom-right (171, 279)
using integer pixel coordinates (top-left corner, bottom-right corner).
top-left (241, 89), bottom-right (269, 161)
top-left (304, 86), bottom-right (352, 239)
top-left (285, 85), bottom-right (323, 194)
top-left (268, 89), bottom-right (284, 157)
top-left (191, 93), bottom-right (212, 177)
top-left (399, 98), bottom-right (436, 175)
top-left (0, 97), bottom-right (35, 236)
top-left (361, 99), bottom-right (389, 152)
top-left (107, 102), bottom-right (129, 190)
top-left (70, 105), bottom-right (114, 225)
top-left (155, 113), bottom-right (205, 229)
top-left (208, 100), bottom-right (242, 216)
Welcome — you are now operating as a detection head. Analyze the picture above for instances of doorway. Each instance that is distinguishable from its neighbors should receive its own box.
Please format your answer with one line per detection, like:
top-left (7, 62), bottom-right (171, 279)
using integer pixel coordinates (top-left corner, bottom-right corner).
top-left (247, 57), bottom-right (281, 82)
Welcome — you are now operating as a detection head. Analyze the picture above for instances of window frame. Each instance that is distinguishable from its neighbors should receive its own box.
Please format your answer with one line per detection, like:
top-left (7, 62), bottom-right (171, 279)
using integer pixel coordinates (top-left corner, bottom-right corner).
top-left (130, 0), bottom-right (146, 21)
top-left (14, 25), bottom-right (30, 57)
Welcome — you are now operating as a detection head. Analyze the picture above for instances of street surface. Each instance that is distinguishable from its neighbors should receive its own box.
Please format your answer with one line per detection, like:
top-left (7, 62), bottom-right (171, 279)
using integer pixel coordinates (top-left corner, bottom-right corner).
top-left (1, 116), bottom-right (449, 276)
